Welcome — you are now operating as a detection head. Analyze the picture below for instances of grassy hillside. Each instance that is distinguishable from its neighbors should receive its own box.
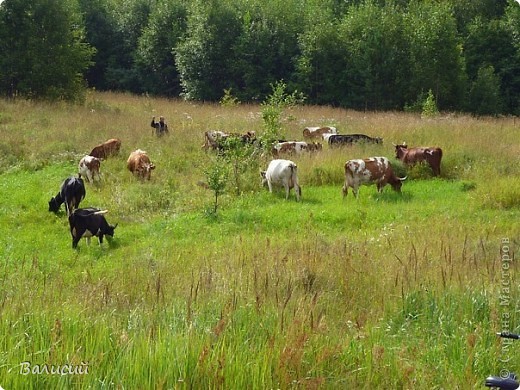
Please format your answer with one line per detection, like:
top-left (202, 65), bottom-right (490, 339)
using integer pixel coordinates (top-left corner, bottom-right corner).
top-left (0, 92), bottom-right (518, 388)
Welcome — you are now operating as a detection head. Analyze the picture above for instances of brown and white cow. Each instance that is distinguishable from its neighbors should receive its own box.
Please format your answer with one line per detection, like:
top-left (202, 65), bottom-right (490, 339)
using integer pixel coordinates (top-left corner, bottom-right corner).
top-left (89, 138), bottom-right (121, 160)
top-left (78, 155), bottom-right (101, 183)
top-left (127, 149), bottom-right (155, 180)
top-left (303, 126), bottom-right (337, 139)
top-left (394, 143), bottom-right (443, 176)
top-left (272, 141), bottom-right (322, 156)
top-left (261, 159), bottom-right (301, 201)
top-left (342, 157), bottom-right (406, 198)
top-left (202, 130), bottom-right (229, 150)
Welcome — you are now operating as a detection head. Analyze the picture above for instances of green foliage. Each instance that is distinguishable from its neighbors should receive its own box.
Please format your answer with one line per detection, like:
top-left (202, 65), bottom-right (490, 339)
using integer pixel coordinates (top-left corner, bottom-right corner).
top-left (260, 80), bottom-right (305, 148)
top-left (134, 1), bottom-right (187, 96)
top-left (204, 156), bottom-right (229, 215)
top-left (219, 88), bottom-right (240, 107)
top-left (0, 0), bottom-right (95, 102)
top-left (422, 89), bottom-right (439, 118)
top-left (468, 65), bottom-right (503, 116)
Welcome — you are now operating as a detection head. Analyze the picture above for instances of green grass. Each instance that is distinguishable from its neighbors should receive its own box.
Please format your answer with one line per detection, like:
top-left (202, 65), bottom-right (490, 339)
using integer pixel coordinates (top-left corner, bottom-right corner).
top-left (0, 93), bottom-right (518, 388)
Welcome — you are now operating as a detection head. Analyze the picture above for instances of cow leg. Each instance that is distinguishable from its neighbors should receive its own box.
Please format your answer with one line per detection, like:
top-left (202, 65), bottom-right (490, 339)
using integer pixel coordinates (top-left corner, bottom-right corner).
top-left (342, 183), bottom-right (348, 198)
top-left (267, 180), bottom-right (273, 193)
top-left (284, 184), bottom-right (290, 200)
top-left (71, 227), bottom-right (86, 248)
top-left (98, 235), bottom-right (104, 245)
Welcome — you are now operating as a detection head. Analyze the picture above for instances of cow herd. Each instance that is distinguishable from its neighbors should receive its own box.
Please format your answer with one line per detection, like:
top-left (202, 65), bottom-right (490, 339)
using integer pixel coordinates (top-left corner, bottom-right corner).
top-left (47, 123), bottom-right (443, 248)
top-left (48, 137), bottom-right (157, 248)
top-left (258, 127), bottom-right (442, 201)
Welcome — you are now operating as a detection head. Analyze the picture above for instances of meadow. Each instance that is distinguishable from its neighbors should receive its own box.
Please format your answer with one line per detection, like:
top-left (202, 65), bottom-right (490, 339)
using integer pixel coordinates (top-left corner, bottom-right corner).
top-left (0, 91), bottom-right (518, 389)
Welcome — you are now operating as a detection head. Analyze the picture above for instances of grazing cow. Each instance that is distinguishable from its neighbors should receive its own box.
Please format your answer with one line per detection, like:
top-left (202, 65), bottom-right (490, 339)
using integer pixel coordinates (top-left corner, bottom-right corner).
top-left (202, 130), bottom-right (230, 150)
top-left (202, 130), bottom-right (257, 151)
top-left (329, 134), bottom-right (383, 147)
top-left (272, 141), bottom-right (322, 156)
top-left (394, 143), bottom-right (443, 176)
top-left (78, 155), bottom-right (101, 183)
top-left (89, 138), bottom-right (121, 160)
top-left (127, 149), bottom-right (155, 180)
top-left (68, 208), bottom-right (117, 248)
top-left (261, 159), bottom-right (301, 201)
top-left (303, 126), bottom-right (337, 139)
top-left (48, 177), bottom-right (86, 216)
top-left (342, 157), bottom-right (406, 198)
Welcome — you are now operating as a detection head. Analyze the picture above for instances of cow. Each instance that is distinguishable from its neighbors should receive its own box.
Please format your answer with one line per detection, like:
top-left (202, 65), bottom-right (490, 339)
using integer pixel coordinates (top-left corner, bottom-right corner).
top-left (202, 130), bottom-right (257, 151)
top-left (394, 143), bottom-right (443, 176)
top-left (89, 138), bottom-right (121, 160)
top-left (68, 208), bottom-right (117, 248)
top-left (322, 132), bottom-right (336, 142)
top-left (342, 157), bottom-right (406, 198)
top-left (78, 155), bottom-right (101, 183)
top-left (272, 141), bottom-right (322, 156)
top-left (261, 159), bottom-right (301, 201)
top-left (202, 130), bottom-right (230, 150)
top-left (127, 149), bottom-right (155, 180)
top-left (303, 126), bottom-right (337, 139)
top-left (48, 177), bottom-right (86, 216)
top-left (329, 134), bottom-right (383, 147)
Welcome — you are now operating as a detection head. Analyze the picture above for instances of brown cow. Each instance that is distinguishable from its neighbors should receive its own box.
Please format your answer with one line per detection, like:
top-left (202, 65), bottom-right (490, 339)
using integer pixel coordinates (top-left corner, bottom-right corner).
top-left (303, 126), bottom-right (337, 139)
top-left (394, 143), bottom-right (443, 176)
top-left (89, 138), bottom-right (122, 160)
top-left (342, 157), bottom-right (406, 198)
top-left (127, 149), bottom-right (155, 180)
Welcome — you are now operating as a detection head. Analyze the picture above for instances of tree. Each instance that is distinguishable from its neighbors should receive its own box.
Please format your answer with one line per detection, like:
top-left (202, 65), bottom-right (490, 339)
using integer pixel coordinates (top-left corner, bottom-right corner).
top-left (404, 1), bottom-right (466, 111)
top-left (135, 0), bottom-right (188, 96)
top-left (0, 0), bottom-right (94, 101)
top-left (468, 65), bottom-right (503, 116)
top-left (175, 0), bottom-right (241, 100)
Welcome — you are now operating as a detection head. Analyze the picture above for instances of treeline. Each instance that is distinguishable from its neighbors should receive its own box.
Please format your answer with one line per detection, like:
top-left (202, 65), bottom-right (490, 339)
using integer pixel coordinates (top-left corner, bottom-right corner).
top-left (1, 0), bottom-right (519, 115)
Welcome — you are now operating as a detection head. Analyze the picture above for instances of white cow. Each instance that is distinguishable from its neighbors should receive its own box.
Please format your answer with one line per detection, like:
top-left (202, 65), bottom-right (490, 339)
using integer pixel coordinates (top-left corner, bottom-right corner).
top-left (261, 159), bottom-right (301, 201)
top-left (78, 155), bottom-right (101, 183)
top-left (321, 132), bottom-right (336, 142)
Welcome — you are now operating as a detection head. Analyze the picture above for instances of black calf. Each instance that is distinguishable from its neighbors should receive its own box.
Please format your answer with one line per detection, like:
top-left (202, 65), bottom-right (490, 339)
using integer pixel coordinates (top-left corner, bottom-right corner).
top-left (68, 208), bottom-right (117, 248)
top-left (49, 177), bottom-right (86, 216)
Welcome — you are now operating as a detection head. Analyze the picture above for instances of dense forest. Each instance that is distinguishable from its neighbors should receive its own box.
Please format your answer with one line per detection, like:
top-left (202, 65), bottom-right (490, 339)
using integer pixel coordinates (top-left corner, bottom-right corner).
top-left (0, 0), bottom-right (519, 115)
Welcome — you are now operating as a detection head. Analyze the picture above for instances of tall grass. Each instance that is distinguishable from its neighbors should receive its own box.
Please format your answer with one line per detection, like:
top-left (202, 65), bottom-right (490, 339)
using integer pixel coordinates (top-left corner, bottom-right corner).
top-left (0, 92), bottom-right (518, 388)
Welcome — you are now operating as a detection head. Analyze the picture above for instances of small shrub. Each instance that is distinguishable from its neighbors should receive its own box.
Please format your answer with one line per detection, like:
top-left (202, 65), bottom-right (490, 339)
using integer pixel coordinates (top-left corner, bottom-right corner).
top-left (220, 88), bottom-right (240, 107)
top-left (421, 89), bottom-right (439, 118)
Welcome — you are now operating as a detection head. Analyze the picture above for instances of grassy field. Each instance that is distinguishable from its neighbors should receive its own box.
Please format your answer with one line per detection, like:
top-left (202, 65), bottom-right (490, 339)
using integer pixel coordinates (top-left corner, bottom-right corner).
top-left (0, 91), bottom-right (519, 388)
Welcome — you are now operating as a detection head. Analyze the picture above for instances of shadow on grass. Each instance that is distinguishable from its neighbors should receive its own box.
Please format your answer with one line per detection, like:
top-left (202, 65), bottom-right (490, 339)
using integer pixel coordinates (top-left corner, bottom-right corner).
top-left (370, 190), bottom-right (414, 203)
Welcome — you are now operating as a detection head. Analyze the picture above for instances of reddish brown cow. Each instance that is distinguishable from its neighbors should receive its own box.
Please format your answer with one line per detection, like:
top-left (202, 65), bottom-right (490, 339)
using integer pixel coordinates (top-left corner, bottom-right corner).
top-left (127, 149), bottom-right (155, 180)
top-left (342, 157), bottom-right (406, 198)
top-left (394, 143), bottom-right (443, 176)
top-left (89, 138), bottom-right (122, 160)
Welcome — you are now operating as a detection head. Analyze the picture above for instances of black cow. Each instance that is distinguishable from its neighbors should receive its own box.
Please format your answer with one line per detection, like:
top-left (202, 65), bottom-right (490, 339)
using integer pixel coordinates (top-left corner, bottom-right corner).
top-left (68, 208), bottom-right (117, 248)
top-left (328, 134), bottom-right (383, 147)
top-left (48, 177), bottom-right (86, 216)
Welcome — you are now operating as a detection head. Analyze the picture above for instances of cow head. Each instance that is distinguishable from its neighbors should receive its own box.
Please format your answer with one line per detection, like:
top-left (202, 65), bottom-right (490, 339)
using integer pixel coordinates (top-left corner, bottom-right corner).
top-left (48, 197), bottom-right (60, 213)
top-left (394, 143), bottom-right (408, 159)
top-left (390, 175), bottom-right (407, 192)
top-left (142, 163), bottom-right (155, 180)
top-left (260, 170), bottom-right (267, 186)
top-left (106, 223), bottom-right (118, 237)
